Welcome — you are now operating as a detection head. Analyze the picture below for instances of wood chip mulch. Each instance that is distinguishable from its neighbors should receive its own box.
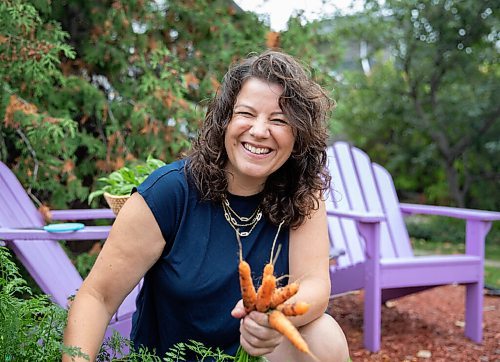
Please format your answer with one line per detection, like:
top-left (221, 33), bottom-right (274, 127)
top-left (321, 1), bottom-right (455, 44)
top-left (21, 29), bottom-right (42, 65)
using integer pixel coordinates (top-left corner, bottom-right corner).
top-left (327, 285), bottom-right (500, 361)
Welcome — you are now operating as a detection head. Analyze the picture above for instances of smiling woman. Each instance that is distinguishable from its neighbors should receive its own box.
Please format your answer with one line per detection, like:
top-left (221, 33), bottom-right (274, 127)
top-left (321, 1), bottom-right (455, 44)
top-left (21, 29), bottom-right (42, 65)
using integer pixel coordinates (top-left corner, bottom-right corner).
top-left (189, 50), bottom-right (332, 227)
top-left (63, 50), bottom-right (349, 362)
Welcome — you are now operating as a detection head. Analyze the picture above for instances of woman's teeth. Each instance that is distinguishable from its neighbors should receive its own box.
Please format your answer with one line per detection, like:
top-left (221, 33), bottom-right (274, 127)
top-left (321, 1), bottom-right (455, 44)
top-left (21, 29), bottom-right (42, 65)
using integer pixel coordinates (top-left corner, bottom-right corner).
top-left (244, 143), bottom-right (270, 155)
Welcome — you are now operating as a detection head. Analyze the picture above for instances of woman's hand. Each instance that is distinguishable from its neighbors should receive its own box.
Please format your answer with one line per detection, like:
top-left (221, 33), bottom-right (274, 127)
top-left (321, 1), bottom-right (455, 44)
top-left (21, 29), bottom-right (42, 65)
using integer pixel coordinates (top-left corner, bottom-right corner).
top-left (231, 300), bottom-right (283, 356)
top-left (230, 299), bottom-right (247, 319)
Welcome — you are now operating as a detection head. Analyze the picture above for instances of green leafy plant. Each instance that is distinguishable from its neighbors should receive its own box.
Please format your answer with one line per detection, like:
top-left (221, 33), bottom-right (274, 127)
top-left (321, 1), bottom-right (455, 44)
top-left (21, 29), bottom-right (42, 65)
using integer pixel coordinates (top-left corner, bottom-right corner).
top-left (88, 156), bottom-right (166, 203)
top-left (98, 332), bottom-right (237, 361)
top-left (0, 246), bottom-right (256, 361)
top-left (0, 246), bottom-right (87, 361)
top-left (234, 345), bottom-right (268, 362)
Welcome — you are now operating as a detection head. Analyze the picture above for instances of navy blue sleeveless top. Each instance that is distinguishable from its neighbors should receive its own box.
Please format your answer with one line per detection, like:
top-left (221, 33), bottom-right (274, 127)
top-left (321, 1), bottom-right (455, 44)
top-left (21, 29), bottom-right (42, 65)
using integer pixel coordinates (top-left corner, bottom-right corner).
top-left (131, 159), bottom-right (290, 359)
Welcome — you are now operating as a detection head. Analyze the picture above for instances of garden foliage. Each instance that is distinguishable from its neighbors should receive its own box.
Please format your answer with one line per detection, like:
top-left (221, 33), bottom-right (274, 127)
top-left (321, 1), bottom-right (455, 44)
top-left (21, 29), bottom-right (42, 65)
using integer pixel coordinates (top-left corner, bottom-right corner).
top-left (0, 0), bottom-right (267, 209)
top-left (88, 155), bottom-right (165, 201)
top-left (3, 0), bottom-right (495, 212)
top-left (0, 246), bottom-right (87, 361)
top-left (330, 0), bottom-right (500, 210)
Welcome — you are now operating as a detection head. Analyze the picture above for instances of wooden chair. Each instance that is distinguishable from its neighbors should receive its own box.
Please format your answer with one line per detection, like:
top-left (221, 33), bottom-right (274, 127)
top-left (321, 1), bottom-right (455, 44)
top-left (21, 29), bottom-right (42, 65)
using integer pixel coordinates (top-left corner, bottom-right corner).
top-left (326, 141), bottom-right (500, 352)
top-left (0, 161), bottom-right (139, 339)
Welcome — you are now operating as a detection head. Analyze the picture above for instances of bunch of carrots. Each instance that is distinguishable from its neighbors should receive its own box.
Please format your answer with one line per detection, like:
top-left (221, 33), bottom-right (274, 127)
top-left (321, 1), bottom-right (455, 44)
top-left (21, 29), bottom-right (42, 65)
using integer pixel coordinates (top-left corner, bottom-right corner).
top-left (234, 231), bottom-right (318, 362)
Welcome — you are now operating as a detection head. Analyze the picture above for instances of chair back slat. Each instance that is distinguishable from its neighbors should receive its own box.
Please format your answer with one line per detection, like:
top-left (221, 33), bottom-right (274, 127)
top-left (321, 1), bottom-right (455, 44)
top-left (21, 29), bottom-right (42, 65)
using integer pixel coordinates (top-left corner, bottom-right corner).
top-left (372, 164), bottom-right (413, 257)
top-left (326, 147), bottom-right (366, 266)
top-left (349, 146), bottom-right (397, 258)
top-left (10, 241), bottom-right (83, 306)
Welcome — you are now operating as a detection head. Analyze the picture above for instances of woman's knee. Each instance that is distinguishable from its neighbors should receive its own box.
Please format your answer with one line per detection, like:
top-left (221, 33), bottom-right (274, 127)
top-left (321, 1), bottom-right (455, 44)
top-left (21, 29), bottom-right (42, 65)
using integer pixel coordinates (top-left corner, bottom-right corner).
top-left (301, 314), bottom-right (349, 362)
top-left (267, 314), bottom-right (349, 362)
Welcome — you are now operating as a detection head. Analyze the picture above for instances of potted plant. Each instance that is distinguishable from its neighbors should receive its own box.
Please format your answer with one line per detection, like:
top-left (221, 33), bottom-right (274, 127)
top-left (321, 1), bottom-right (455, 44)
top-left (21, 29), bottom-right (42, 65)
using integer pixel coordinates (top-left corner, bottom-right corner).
top-left (88, 156), bottom-right (166, 215)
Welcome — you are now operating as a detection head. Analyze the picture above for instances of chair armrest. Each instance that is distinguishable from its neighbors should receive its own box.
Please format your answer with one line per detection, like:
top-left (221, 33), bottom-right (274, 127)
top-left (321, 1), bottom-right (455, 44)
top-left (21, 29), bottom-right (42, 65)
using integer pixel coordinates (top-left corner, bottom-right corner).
top-left (326, 209), bottom-right (385, 223)
top-left (400, 203), bottom-right (500, 222)
top-left (0, 226), bottom-right (111, 241)
top-left (50, 209), bottom-right (116, 220)
top-left (327, 209), bottom-right (384, 266)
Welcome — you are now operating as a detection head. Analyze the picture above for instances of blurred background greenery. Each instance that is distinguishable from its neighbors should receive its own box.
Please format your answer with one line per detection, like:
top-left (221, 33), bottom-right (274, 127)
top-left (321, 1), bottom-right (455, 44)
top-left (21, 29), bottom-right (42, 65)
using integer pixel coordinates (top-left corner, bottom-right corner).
top-left (1, 0), bottom-right (498, 287)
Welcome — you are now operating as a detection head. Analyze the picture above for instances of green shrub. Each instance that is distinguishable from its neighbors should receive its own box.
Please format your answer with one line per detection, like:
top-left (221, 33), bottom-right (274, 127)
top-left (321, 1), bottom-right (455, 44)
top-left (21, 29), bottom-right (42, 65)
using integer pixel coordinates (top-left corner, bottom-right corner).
top-left (0, 246), bottom-right (87, 361)
top-left (98, 333), bottom-right (236, 361)
top-left (405, 215), bottom-right (500, 246)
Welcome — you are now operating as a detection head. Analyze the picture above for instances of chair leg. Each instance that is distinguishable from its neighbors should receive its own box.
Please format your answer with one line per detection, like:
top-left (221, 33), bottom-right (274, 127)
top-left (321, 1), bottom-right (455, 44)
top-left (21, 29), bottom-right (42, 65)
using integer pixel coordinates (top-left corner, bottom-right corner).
top-left (358, 221), bottom-right (382, 352)
top-left (464, 281), bottom-right (483, 342)
top-left (464, 220), bottom-right (489, 343)
top-left (364, 280), bottom-right (382, 352)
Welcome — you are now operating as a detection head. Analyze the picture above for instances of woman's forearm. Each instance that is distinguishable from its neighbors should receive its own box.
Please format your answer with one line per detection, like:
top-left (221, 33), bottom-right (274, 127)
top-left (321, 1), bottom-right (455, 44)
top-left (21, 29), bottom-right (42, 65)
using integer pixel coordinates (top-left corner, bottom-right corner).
top-left (287, 276), bottom-right (331, 327)
top-left (62, 290), bottom-right (113, 362)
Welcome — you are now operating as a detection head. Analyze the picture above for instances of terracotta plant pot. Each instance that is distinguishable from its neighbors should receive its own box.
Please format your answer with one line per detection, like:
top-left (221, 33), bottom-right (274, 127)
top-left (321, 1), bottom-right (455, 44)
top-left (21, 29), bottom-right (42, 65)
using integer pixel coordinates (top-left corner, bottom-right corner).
top-left (103, 192), bottom-right (130, 215)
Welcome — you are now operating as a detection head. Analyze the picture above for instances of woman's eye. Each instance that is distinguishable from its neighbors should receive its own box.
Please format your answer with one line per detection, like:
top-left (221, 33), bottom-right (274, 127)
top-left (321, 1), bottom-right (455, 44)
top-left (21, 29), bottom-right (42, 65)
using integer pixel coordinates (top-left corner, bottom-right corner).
top-left (272, 119), bottom-right (288, 125)
top-left (236, 112), bottom-right (253, 117)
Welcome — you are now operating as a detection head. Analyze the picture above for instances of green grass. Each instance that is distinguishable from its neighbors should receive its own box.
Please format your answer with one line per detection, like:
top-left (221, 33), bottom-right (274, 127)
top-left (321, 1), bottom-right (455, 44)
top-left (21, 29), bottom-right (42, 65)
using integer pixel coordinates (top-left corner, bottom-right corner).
top-left (411, 238), bottom-right (500, 259)
top-left (484, 266), bottom-right (500, 289)
top-left (411, 238), bottom-right (500, 289)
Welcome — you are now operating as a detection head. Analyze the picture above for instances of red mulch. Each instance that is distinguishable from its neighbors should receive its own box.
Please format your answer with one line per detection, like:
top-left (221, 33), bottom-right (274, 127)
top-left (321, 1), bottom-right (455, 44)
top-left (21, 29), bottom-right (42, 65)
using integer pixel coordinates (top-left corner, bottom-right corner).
top-left (327, 285), bottom-right (500, 361)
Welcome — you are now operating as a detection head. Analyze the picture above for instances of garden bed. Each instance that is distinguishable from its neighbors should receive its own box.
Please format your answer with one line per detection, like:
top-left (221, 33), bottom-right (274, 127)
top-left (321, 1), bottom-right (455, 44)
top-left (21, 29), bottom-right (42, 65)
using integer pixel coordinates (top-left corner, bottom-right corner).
top-left (328, 284), bottom-right (500, 361)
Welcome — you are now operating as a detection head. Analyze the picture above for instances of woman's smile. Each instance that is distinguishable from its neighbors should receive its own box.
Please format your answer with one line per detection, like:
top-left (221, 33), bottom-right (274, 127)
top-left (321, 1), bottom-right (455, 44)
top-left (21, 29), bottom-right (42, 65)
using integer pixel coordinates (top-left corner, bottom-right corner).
top-left (242, 142), bottom-right (272, 155)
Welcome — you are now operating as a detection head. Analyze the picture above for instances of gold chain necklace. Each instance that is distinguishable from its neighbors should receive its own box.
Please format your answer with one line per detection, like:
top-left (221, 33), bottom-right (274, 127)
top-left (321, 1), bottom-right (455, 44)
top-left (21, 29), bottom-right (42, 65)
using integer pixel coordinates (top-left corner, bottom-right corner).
top-left (222, 195), bottom-right (263, 237)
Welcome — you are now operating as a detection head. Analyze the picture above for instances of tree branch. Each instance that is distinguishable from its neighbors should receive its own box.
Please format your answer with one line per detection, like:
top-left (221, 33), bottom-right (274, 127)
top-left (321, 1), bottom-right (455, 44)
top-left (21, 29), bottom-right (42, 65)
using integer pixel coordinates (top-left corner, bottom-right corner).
top-left (450, 104), bottom-right (500, 159)
top-left (15, 128), bottom-right (41, 207)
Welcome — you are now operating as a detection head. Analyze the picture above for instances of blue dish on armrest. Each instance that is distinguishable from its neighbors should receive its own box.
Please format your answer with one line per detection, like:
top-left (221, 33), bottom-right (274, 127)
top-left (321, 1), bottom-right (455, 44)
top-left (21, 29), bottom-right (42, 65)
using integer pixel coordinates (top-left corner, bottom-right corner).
top-left (43, 223), bottom-right (85, 233)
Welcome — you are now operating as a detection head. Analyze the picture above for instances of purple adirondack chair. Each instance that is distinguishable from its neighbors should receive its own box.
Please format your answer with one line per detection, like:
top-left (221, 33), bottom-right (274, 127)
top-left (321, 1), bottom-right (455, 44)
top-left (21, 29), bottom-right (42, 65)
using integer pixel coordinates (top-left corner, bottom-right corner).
top-left (0, 161), bottom-right (139, 340)
top-left (326, 141), bottom-right (500, 352)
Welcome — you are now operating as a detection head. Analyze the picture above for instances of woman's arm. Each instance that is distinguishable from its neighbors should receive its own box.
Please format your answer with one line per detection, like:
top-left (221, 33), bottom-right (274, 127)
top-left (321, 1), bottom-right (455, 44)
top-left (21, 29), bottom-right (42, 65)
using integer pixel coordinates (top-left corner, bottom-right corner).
top-left (63, 192), bottom-right (166, 361)
top-left (286, 197), bottom-right (331, 326)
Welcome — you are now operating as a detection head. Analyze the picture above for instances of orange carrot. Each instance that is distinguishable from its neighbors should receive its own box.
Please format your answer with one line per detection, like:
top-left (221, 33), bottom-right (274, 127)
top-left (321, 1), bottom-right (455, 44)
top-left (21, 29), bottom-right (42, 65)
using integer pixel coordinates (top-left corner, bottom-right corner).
top-left (255, 274), bottom-right (276, 312)
top-left (239, 260), bottom-right (257, 313)
top-left (276, 301), bottom-right (310, 317)
top-left (270, 282), bottom-right (299, 308)
top-left (235, 232), bottom-right (257, 313)
top-left (268, 310), bottom-right (318, 360)
top-left (263, 263), bottom-right (274, 278)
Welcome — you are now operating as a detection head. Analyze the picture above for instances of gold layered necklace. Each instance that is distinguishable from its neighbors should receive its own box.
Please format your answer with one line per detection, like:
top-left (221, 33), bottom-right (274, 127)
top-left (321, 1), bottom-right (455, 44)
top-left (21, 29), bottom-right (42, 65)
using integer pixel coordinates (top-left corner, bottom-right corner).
top-left (222, 195), bottom-right (263, 237)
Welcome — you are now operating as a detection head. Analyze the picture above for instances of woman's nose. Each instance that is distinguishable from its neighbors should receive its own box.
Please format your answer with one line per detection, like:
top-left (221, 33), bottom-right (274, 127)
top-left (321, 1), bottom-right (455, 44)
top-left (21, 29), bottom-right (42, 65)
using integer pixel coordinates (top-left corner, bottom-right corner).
top-left (249, 117), bottom-right (270, 138)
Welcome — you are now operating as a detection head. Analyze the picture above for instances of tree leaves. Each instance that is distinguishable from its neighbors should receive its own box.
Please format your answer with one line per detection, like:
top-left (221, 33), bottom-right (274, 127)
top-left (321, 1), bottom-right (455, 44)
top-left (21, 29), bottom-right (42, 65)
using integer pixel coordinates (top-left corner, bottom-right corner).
top-left (331, 0), bottom-right (500, 209)
top-left (1, 0), bottom-right (268, 209)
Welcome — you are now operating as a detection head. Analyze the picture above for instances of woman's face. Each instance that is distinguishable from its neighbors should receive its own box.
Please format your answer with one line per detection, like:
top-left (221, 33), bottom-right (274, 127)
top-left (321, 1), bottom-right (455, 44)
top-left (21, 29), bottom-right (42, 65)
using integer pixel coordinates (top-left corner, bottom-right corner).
top-left (224, 77), bottom-right (295, 195)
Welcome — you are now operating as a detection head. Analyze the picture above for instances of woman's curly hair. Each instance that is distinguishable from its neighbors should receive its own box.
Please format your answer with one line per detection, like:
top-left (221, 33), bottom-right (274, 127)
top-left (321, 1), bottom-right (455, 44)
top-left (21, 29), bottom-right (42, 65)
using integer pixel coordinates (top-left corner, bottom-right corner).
top-left (187, 50), bottom-right (332, 228)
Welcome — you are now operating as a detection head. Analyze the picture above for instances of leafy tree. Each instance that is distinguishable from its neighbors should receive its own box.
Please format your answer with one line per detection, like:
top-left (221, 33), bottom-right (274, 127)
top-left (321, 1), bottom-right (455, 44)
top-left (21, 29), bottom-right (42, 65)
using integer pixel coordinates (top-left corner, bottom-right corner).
top-left (331, 0), bottom-right (499, 209)
top-left (280, 12), bottom-right (342, 119)
top-left (0, 0), bottom-right (79, 208)
top-left (1, 0), bottom-right (267, 209)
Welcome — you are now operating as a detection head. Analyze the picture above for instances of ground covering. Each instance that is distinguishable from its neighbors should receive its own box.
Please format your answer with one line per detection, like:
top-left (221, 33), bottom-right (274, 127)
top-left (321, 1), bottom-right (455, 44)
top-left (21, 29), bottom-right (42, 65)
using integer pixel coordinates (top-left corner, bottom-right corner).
top-left (329, 285), bottom-right (500, 361)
